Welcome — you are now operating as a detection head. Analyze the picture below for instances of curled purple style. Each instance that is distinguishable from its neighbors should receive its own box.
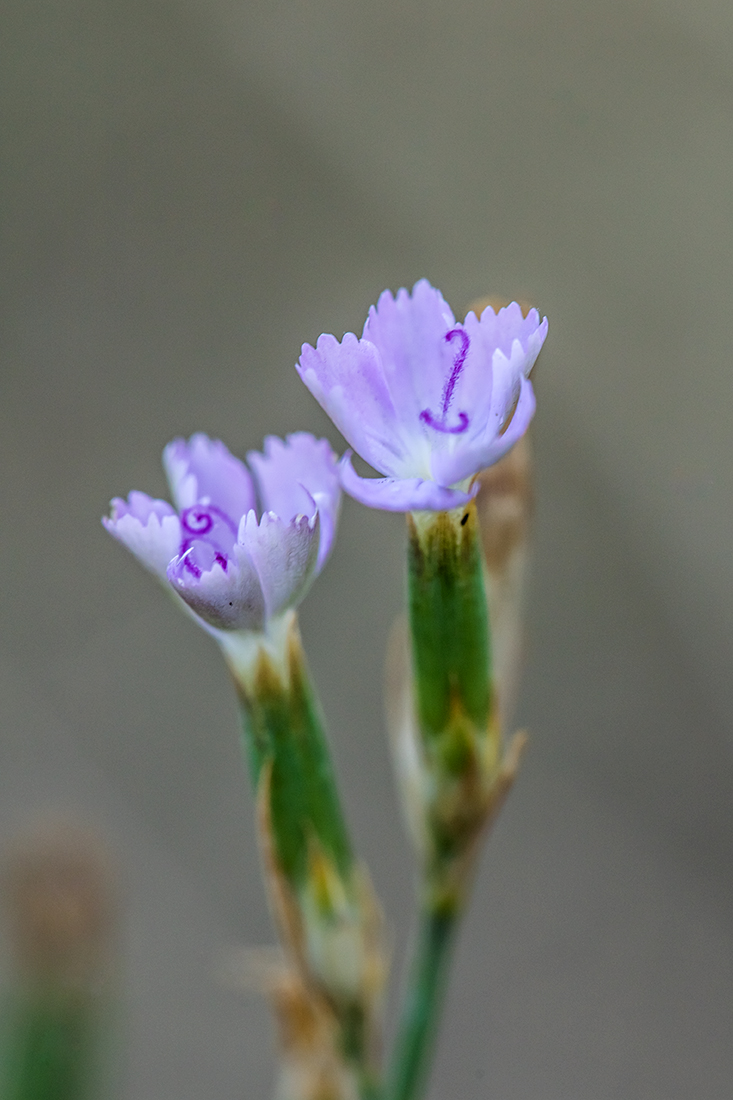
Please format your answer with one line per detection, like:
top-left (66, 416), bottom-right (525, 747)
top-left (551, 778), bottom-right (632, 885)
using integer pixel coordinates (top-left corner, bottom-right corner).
top-left (103, 433), bottom-right (341, 632)
top-left (297, 279), bottom-right (548, 511)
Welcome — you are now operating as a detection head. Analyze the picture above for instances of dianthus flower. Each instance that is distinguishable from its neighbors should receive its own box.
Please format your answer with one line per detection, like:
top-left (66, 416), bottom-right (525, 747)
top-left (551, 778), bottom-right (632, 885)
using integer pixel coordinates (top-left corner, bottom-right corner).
top-left (104, 433), bottom-right (383, 1057)
top-left (297, 279), bottom-right (547, 511)
top-left (103, 432), bottom-right (340, 634)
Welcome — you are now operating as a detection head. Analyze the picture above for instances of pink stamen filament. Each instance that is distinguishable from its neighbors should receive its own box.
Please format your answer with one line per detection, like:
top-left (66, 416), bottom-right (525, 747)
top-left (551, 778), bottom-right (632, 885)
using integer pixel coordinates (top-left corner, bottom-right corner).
top-left (179, 504), bottom-right (238, 576)
top-left (419, 328), bottom-right (471, 434)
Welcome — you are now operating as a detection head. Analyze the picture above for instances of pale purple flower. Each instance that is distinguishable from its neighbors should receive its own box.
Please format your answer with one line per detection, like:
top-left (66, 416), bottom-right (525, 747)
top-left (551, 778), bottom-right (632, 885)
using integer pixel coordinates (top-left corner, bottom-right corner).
top-left (103, 433), bottom-right (341, 633)
top-left (297, 280), bottom-right (548, 511)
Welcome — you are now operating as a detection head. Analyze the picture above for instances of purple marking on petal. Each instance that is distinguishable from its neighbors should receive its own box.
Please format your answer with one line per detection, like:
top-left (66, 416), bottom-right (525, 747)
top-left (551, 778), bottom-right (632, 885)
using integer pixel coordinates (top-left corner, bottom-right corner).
top-left (181, 508), bottom-right (213, 536)
top-left (178, 547), bottom-right (202, 579)
top-left (180, 504), bottom-right (237, 537)
top-left (177, 504), bottom-right (238, 578)
top-left (419, 409), bottom-right (469, 434)
top-left (441, 328), bottom-right (470, 416)
top-left (418, 327), bottom-right (471, 434)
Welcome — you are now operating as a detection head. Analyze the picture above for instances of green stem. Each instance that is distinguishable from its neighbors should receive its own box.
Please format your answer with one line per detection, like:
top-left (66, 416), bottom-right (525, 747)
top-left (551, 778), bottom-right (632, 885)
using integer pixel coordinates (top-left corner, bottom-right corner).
top-left (226, 617), bottom-right (380, 1096)
top-left (386, 907), bottom-right (459, 1100)
top-left (231, 618), bottom-right (353, 887)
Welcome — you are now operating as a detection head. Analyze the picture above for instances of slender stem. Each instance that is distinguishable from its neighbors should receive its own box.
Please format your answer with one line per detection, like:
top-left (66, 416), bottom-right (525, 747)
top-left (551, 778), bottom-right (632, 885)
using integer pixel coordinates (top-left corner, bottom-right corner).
top-left (386, 906), bottom-right (459, 1100)
top-left (228, 620), bottom-right (381, 1098)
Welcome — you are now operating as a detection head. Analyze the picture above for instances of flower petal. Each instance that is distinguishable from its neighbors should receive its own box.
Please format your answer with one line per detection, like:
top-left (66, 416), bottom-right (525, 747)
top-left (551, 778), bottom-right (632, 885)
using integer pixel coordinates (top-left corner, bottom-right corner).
top-left (339, 452), bottom-right (476, 512)
top-left (430, 378), bottom-right (536, 486)
top-left (248, 432), bottom-right (341, 571)
top-left (166, 540), bottom-right (265, 631)
top-left (435, 304), bottom-right (546, 444)
top-left (309, 491), bottom-right (338, 570)
top-left (483, 376), bottom-right (538, 464)
top-left (362, 279), bottom-right (459, 428)
top-left (240, 510), bottom-right (320, 618)
top-left (163, 434), bottom-right (256, 521)
top-left (103, 492), bottom-right (182, 579)
top-left (297, 333), bottom-right (411, 477)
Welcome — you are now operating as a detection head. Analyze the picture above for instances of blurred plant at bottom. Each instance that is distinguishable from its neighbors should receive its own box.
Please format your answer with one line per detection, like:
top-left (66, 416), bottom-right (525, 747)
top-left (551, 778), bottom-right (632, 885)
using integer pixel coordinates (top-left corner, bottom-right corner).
top-left (0, 821), bottom-right (117, 1100)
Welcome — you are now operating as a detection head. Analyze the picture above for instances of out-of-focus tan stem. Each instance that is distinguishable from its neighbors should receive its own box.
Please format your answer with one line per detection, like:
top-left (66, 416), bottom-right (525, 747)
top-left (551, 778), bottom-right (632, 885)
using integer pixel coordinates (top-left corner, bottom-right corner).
top-left (1, 820), bottom-right (117, 1100)
top-left (470, 294), bottom-right (536, 737)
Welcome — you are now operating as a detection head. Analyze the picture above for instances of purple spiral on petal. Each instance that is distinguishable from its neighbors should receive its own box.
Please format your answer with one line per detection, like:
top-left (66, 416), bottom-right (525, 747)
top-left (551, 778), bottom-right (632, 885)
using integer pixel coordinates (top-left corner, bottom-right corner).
top-left (181, 507), bottom-right (214, 535)
top-left (181, 504), bottom-right (238, 536)
top-left (177, 504), bottom-right (238, 576)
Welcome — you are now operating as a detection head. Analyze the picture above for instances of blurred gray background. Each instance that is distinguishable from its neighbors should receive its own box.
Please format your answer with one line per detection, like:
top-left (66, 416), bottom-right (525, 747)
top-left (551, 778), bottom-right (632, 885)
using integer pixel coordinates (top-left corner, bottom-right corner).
top-left (2, 0), bottom-right (733, 1096)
